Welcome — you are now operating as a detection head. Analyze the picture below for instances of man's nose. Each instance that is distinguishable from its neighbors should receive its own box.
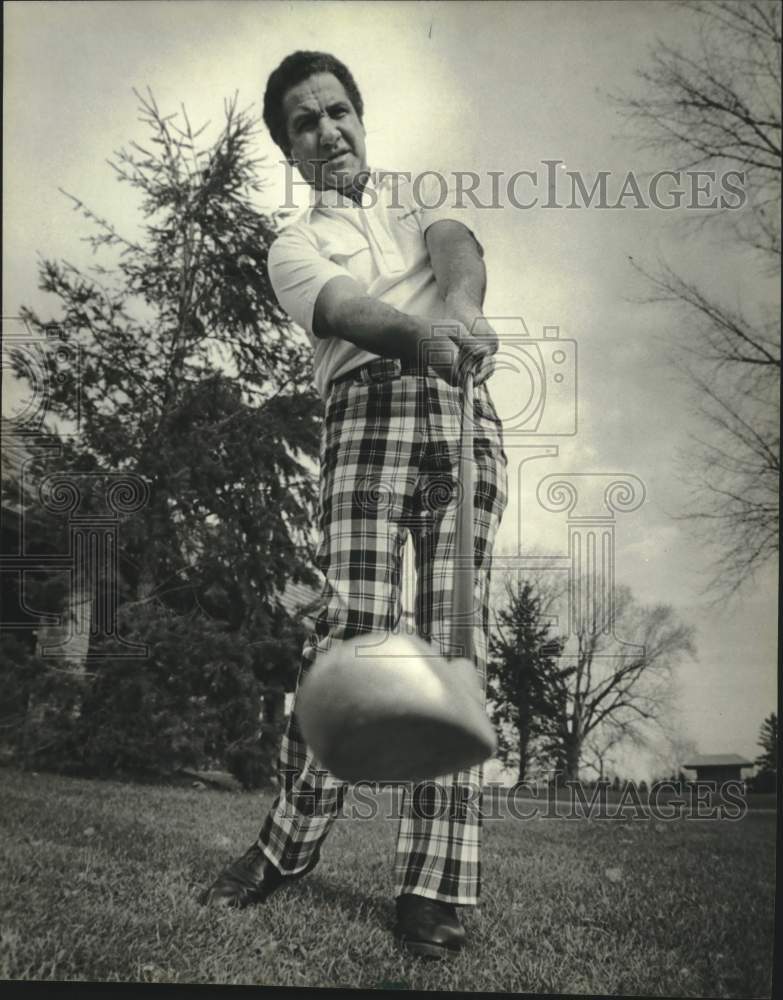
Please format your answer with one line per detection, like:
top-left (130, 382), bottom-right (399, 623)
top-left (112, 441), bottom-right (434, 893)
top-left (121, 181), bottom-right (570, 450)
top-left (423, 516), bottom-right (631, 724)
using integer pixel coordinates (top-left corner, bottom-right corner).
top-left (318, 115), bottom-right (341, 147)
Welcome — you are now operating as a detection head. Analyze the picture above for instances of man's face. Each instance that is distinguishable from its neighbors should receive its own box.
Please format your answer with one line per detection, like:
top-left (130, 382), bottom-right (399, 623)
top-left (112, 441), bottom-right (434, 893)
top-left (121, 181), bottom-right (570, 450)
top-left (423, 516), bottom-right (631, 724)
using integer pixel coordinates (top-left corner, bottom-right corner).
top-left (282, 72), bottom-right (368, 196)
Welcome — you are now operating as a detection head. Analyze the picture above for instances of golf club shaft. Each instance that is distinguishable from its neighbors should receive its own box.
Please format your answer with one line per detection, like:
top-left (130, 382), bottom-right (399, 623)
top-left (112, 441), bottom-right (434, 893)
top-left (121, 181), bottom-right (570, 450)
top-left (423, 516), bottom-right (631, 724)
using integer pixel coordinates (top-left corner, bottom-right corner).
top-left (450, 371), bottom-right (475, 661)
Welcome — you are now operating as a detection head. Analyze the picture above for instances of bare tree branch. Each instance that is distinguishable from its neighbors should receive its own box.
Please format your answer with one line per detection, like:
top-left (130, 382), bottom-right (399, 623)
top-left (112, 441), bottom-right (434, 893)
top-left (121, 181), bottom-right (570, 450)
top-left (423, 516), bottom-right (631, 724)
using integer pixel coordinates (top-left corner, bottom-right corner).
top-left (611, 1), bottom-right (781, 597)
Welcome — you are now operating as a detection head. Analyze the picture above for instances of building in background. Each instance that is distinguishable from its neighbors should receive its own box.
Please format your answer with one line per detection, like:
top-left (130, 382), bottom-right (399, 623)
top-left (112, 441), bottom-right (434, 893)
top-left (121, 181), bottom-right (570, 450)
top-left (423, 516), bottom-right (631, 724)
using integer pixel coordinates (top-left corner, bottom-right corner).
top-left (683, 754), bottom-right (754, 786)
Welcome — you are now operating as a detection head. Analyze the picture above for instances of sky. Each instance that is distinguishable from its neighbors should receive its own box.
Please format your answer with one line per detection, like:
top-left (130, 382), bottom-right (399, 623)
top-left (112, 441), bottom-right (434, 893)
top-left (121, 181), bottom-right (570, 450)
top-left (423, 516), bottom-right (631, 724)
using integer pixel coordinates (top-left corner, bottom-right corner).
top-left (3, 0), bottom-right (779, 781)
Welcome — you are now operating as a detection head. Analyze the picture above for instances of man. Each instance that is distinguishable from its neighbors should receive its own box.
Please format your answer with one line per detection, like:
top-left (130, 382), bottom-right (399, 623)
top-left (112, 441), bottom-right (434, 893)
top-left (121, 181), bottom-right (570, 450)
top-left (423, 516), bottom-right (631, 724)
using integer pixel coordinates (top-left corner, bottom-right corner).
top-left (200, 51), bottom-right (508, 961)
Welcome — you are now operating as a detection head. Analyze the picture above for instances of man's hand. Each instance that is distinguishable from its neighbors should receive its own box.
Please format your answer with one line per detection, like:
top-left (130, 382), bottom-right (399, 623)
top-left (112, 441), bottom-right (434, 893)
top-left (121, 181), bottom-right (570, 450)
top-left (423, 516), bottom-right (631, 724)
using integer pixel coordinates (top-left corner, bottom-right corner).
top-left (412, 320), bottom-right (497, 387)
top-left (456, 323), bottom-right (498, 386)
top-left (424, 221), bottom-right (499, 384)
top-left (438, 315), bottom-right (498, 387)
top-left (441, 292), bottom-right (499, 386)
top-left (311, 275), bottom-right (498, 388)
top-left (418, 328), bottom-right (464, 386)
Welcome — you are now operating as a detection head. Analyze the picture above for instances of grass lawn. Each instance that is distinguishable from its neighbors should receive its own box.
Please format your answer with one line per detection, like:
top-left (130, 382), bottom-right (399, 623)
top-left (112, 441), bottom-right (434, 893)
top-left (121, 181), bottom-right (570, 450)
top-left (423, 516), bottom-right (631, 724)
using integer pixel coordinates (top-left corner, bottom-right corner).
top-left (0, 766), bottom-right (776, 995)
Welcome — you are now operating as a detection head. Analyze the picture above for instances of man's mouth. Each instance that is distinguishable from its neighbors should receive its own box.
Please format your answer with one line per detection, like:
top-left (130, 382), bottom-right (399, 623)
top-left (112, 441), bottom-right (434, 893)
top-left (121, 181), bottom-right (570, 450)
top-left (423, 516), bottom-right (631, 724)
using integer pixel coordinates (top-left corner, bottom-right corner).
top-left (325, 150), bottom-right (351, 163)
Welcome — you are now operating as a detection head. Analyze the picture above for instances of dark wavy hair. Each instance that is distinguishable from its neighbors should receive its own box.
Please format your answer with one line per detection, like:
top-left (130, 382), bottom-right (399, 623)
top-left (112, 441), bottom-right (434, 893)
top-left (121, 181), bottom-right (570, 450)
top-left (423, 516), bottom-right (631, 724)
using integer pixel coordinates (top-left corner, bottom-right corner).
top-left (263, 51), bottom-right (364, 155)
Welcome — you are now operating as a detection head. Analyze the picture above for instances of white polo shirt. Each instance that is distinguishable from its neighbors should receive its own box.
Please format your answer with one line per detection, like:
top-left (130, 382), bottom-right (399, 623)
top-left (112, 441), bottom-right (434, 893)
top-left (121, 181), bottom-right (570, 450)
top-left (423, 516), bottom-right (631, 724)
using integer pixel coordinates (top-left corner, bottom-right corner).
top-left (267, 168), bottom-right (483, 400)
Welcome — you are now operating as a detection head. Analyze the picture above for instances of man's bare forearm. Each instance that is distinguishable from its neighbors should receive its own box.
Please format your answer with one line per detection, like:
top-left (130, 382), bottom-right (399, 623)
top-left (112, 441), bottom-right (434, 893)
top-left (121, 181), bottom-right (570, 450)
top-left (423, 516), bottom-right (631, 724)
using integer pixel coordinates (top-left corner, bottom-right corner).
top-left (315, 287), bottom-right (467, 385)
top-left (438, 243), bottom-right (487, 329)
top-left (313, 275), bottom-right (478, 385)
top-left (425, 221), bottom-right (497, 349)
top-left (318, 293), bottom-right (430, 362)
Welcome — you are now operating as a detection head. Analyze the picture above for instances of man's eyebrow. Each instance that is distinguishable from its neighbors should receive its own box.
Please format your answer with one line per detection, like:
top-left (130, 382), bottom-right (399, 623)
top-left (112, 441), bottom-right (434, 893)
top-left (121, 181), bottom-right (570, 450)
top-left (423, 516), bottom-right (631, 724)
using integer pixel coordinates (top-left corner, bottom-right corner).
top-left (291, 106), bottom-right (318, 125)
top-left (290, 100), bottom-right (350, 129)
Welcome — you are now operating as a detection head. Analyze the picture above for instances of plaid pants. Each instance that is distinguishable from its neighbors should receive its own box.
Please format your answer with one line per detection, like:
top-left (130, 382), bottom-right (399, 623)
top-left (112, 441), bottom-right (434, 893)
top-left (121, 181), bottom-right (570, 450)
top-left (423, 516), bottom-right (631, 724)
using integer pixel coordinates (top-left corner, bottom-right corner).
top-left (257, 361), bottom-right (508, 905)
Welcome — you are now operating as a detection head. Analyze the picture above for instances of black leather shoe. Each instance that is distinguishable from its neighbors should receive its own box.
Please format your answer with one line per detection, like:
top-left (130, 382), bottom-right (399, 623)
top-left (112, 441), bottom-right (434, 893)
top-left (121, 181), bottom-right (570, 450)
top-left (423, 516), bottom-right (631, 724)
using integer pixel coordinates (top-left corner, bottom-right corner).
top-left (199, 844), bottom-right (317, 909)
top-left (393, 893), bottom-right (466, 959)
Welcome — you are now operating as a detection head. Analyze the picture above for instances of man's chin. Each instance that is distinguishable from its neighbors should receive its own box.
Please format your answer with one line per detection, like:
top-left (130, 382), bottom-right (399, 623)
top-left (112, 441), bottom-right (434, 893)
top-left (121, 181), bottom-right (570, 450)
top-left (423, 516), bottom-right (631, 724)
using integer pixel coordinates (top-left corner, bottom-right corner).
top-left (318, 168), bottom-right (367, 197)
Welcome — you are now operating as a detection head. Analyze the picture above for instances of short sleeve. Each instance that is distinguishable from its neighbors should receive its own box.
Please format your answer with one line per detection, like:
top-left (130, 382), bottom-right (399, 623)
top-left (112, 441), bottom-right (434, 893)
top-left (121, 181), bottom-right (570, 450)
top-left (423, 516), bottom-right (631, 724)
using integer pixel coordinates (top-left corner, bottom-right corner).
top-left (416, 169), bottom-right (484, 257)
top-left (267, 226), bottom-right (353, 335)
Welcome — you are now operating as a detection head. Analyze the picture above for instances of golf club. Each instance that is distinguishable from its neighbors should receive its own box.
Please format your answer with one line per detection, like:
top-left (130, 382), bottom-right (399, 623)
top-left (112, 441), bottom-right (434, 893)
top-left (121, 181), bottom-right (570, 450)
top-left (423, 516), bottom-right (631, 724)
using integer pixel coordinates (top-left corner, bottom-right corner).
top-left (296, 370), bottom-right (497, 781)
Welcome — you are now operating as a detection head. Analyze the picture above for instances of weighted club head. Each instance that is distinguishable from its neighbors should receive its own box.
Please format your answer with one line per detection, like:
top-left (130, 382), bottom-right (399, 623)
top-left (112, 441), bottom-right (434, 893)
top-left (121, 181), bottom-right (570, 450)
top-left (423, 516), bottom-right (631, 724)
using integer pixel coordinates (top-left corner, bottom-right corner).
top-left (295, 633), bottom-right (496, 782)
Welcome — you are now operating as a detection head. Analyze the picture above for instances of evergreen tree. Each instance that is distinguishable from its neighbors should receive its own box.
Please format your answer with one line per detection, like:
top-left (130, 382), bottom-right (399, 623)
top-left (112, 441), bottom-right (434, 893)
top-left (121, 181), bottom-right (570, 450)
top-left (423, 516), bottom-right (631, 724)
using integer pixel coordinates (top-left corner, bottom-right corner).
top-left (487, 580), bottom-right (566, 781)
top-left (5, 92), bottom-right (321, 781)
top-left (15, 91), bottom-right (321, 620)
top-left (754, 712), bottom-right (778, 784)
